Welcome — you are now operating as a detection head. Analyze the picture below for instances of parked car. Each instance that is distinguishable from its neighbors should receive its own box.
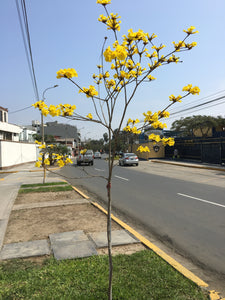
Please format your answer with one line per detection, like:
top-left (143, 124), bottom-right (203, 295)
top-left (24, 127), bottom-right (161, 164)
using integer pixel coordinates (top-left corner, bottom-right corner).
top-left (119, 153), bottom-right (139, 166)
top-left (94, 151), bottom-right (101, 159)
top-left (77, 150), bottom-right (94, 166)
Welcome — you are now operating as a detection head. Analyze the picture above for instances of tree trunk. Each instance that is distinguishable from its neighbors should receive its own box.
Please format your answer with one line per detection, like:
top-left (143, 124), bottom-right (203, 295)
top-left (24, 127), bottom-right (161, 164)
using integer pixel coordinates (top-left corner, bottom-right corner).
top-left (107, 130), bottom-right (113, 300)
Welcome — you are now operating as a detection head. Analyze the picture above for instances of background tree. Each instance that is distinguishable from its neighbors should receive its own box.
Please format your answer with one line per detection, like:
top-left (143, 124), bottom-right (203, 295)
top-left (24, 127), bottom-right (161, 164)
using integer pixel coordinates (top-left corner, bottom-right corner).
top-left (171, 115), bottom-right (223, 137)
top-left (103, 132), bottom-right (109, 144)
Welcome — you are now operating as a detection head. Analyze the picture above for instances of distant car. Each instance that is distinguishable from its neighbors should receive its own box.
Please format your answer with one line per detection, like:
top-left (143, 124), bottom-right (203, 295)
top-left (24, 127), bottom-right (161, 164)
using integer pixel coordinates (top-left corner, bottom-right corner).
top-left (119, 153), bottom-right (139, 166)
top-left (94, 151), bottom-right (101, 159)
top-left (77, 150), bottom-right (94, 166)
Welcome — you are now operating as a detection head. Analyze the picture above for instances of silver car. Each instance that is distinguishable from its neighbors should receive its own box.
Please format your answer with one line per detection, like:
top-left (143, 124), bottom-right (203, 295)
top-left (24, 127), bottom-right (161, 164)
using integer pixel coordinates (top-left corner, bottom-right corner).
top-left (119, 153), bottom-right (139, 166)
top-left (94, 151), bottom-right (101, 159)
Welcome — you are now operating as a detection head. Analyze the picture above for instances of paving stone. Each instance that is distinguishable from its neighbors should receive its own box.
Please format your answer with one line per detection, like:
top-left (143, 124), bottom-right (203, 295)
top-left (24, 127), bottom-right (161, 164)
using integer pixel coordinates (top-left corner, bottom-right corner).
top-left (0, 240), bottom-right (50, 260)
top-left (52, 240), bottom-right (98, 260)
top-left (49, 230), bottom-right (88, 246)
top-left (89, 230), bottom-right (140, 248)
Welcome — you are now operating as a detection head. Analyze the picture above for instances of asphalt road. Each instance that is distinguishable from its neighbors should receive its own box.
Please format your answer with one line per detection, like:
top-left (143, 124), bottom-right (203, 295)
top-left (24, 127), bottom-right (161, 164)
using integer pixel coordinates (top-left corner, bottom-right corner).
top-left (59, 158), bottom-right (225, 277)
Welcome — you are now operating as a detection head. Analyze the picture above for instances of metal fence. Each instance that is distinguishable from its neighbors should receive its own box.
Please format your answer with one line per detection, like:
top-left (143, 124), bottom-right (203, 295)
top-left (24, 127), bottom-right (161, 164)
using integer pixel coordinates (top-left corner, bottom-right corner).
top-left (165, 137), bottom-right (225, 164)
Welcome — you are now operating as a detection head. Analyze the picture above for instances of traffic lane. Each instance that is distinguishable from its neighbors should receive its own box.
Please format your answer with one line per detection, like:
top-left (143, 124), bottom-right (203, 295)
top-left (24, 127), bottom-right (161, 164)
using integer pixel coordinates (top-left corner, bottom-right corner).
top-left (61, 161), bottom-right (225, 274)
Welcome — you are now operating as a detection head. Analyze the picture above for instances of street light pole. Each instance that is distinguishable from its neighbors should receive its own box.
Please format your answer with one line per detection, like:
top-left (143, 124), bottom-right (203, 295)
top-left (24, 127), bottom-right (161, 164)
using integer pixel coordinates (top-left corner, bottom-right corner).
top-left (41, 84), bottom-right (58, 144)
top-left (40, 84), bottom-right (58, 183)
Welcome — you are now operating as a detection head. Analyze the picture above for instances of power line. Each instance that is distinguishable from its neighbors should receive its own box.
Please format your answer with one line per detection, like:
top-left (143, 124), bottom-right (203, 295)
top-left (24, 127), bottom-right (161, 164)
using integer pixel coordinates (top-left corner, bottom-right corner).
top-left (169, 89), bottom-right (225, 113)
top-left (15, 0), bottom-right (39, 101)
top-left (9, 105), bottom-right (32, 114)
top-left (170, 95), bottom-right (225, 116)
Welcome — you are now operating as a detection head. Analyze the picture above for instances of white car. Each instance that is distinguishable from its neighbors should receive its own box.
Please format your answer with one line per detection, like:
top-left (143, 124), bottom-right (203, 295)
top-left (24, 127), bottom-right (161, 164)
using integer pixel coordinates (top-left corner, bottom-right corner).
top-left (119, 153), bottom-right (139, 166)
top-left (94, 151), bottom-right (101, 159)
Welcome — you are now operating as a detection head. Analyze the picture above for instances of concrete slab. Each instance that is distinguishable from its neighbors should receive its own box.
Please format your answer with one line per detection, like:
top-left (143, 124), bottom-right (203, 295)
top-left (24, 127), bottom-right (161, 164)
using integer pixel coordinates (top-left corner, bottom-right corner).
top-left (52, 240), bottom-right (98, 260)
top-left (49, 230), bottom-right (89, 245)
top-left (0, 240), bottom-right (51, 260)
top-left (12, 198), bottom-right (89, 211)
top-left (89, 230), bottom-right (140, 248)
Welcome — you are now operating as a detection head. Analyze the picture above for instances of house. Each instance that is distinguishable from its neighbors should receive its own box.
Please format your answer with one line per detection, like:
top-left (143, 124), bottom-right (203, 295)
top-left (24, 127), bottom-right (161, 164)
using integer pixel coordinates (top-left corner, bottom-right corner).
top-left (0, 106), bottom-right (22, 141)
top-left (0, 107), bottom-right (38, 169)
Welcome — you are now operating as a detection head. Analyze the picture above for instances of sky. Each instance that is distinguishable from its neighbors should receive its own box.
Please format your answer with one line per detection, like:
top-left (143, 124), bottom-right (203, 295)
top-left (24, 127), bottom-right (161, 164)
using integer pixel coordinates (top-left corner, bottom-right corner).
top-left (1, 0), bottom-right (225, 140)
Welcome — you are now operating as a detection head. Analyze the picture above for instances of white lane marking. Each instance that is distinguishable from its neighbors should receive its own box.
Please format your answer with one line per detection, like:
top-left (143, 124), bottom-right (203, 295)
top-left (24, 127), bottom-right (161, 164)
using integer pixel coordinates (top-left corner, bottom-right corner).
top-left (94, 168), bottom-right (105, 172)
top-left (177, 193), bottom-right (225, 208)
top-left (114, 175), bottom-right (129, 181)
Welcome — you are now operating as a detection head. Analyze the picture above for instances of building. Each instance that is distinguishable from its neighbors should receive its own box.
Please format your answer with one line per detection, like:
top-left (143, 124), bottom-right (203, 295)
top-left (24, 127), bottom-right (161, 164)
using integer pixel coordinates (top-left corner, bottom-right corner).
top-left (0, 106), bottom-right (22, 141)
top-left (40, 121), bottom-right (79, 148)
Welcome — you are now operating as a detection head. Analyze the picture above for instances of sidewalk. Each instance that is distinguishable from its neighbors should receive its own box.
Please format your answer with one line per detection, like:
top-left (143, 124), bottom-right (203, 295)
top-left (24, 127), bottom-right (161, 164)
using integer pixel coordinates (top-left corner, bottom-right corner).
top-left (151, 158), bottom-right (225, 172)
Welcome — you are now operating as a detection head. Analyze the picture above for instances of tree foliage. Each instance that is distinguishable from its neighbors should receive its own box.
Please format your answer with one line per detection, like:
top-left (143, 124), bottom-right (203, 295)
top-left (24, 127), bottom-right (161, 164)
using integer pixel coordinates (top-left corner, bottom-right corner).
top-left (171, 115), bottom-right (225, 137)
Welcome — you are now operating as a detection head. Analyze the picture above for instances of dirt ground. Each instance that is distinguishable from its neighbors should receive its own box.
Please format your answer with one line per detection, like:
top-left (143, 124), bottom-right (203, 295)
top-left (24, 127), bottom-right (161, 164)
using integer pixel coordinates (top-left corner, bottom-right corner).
top-left (4, 189), bottom-right (145, 256)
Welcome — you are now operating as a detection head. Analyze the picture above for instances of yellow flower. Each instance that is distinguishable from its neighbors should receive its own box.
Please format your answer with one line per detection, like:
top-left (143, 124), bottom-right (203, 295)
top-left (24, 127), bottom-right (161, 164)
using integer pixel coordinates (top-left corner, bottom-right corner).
top-left (56, 68), bottom-right (78, 79)
top-left (148, 134), bottom-right (161, 142)
top-left (182, 84), bottom-right (200, 95)
top-left (35, 161), bottom-right (42, 168)
top-left (137, 145), bottom-right (150, 153)
top-left (35, 140), bottom-right (42, 145)
top-left (96, 0), bottom-right (111, 4)
top-left (147, 75), bottom-right (156, 81)
top-left (65, 158), bottom-right (73, 164)
top-left (39, 144), bottom-right (46, 149)
top-left (80, 149), bottom-right (87, 155)
top-left (57, 160), bottom-right (65, 167)
top-left (86, 113), bottom-right (93, 119)
top-left (169, 94), bottom-right (182, 102)
top-left (79, 86), bottom-right (98, 98)
top-left (183, 26), bottom-right (199, 35)
top-left (44, 158), bottom-right (50, 166)
top-left (115, 45), bottom-right (128, 61)
top-left (104, 46), bottom-right (116, 62)
top-left (172, 41), bottom-right (186, 51)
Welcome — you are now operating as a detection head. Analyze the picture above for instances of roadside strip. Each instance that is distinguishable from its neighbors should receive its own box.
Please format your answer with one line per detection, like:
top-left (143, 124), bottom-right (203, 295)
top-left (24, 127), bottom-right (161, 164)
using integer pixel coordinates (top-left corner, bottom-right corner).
top-left (91, 201), bottom-right (208, 288)
top-left (71, 183), bottom-right (225, 299)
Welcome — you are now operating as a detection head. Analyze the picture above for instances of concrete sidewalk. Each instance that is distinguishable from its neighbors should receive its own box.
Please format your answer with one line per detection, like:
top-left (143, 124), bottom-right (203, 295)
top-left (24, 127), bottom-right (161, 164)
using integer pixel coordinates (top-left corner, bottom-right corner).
top-left (0, 163), bottom-right (63, 251)
top-left (151, 158), bottom-right (225, 172)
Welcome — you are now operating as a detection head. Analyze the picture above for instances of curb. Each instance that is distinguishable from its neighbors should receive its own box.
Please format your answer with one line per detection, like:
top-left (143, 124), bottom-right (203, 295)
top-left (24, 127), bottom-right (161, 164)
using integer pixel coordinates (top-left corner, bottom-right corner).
top-left (151, 160), bottom-right (225, 172)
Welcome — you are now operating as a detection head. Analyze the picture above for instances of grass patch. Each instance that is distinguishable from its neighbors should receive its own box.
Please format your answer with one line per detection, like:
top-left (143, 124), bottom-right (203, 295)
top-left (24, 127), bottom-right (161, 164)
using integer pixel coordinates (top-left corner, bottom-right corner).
top-left (19, 185), bottom-right (73, 194)
top-left (21, 182), bottom-right (68, 188)
top-left (0, 250), bottom-right (208, 299)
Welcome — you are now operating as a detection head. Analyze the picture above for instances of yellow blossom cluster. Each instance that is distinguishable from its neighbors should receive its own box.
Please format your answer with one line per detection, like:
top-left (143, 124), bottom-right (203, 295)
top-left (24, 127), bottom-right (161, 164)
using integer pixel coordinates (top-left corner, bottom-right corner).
top-left (137, 145), bottom-right (150, 153)
top-left (143, 111), bottom-right (167, 129)
top-left (56, 68), bottom-right (78, 79)
top-left (86, 113), bottom-right (93, 119)
top-left (169, 94), bottom-right (182, 103)
top-left (80, 149), bottom-right (87, 155)
top-left (183, 26), bottom-right (199, 35)
top-left (33, 101), bottom-right (76, 117)
top-left (79, 85), bottom-right (98, 98)
top-left (96, 0), bottom-right (111, 5)
top-left (123, 125), bottom-right (141, 134)
top-left (104, 44), bottom-right (128, 62)
top-left (98, 13), bottom-right (121, 31)
top-left (182, 84), bottom-right (200, 95)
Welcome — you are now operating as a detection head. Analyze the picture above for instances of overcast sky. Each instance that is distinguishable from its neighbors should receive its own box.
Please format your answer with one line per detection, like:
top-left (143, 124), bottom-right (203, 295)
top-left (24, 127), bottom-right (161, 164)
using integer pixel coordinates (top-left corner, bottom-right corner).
top-left (1, 0), bottom-right (225, 139)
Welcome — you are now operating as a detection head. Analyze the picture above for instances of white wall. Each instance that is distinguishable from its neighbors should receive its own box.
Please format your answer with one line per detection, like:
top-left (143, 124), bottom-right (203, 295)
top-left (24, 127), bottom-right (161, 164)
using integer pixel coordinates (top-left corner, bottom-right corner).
top-left (0, 141), bottom-right (38, 169)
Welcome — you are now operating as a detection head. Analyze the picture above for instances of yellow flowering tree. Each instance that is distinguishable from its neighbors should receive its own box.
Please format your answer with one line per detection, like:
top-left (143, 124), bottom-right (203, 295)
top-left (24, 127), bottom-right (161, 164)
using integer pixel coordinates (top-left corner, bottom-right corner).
top-left (33, 1), bottom-right (199, 298)
top-left (34, 140), bottom-right (73, 183)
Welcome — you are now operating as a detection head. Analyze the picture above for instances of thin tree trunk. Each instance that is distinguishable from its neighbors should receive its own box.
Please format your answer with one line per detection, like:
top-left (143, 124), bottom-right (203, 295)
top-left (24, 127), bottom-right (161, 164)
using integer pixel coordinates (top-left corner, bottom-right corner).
top-left (107, 130), bottom-right (113, 300)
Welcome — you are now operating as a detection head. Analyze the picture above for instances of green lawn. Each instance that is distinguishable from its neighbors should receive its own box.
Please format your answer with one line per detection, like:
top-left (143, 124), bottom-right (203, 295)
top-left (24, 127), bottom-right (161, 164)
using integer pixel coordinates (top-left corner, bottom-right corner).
top-left (18, 185), bottom-right (73, 194)
top-left (21, 182), bottom-right (68, 188)
top-left (0, 250), bottom-right (208, 299)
